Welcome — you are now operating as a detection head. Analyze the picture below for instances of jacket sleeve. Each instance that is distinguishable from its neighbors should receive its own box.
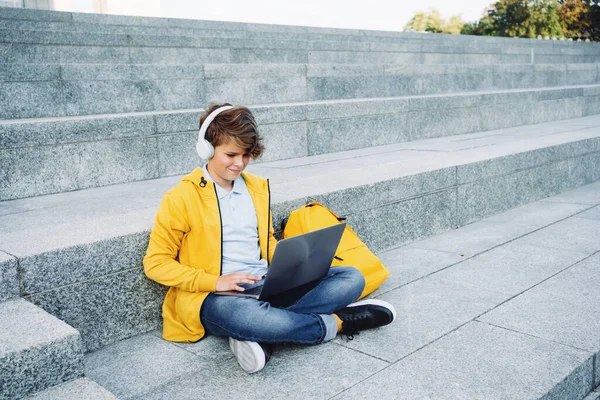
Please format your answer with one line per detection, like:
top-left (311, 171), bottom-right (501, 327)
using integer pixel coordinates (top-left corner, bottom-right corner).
top-left (143, 192), bottom-right (219, 292)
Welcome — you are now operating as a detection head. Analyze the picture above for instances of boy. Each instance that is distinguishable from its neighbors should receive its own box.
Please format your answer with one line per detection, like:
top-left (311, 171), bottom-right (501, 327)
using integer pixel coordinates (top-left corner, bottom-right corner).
top-left (144, 103), bottom-right (396, 373)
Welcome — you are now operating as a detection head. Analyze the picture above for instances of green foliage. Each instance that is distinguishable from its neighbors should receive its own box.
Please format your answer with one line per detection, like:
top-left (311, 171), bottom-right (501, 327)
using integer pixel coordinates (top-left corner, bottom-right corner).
top-left (460, 15), bottom-right (496, 35)
top-left (486, 0), bottom-right (563, 38)
top-left (404, 8), bottom-right (466, 34)
top-left (450, 0), bottom-right (600, 40)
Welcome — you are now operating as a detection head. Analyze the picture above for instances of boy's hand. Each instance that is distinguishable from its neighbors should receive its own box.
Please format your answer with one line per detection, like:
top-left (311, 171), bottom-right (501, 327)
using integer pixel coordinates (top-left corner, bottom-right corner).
top-left (216, 272), bottom-right (262, 292)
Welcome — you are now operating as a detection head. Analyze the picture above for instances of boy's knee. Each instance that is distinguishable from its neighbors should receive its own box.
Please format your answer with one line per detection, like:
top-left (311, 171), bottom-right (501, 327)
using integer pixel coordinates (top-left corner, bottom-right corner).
top-left (338, 266), bottom-right (366, 292)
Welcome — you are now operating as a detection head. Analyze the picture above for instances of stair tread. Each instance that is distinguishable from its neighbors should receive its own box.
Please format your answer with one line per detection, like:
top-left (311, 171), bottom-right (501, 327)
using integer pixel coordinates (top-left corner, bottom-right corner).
top-left (0, 298), bottom-right (79, 356)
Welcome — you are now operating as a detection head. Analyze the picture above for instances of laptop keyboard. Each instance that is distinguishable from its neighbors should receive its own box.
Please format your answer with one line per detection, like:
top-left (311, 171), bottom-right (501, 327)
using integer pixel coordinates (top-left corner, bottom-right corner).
top-left (240, 280), bottom-right (264, 296)
top-left (241, 285), bottom-right (263, 296)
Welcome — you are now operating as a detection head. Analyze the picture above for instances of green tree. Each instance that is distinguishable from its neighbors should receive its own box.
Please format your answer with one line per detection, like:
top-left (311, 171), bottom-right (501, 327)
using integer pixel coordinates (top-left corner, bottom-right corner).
top-left (404, 9), bottom-right (445, 33)
top-left (404, 9), bottom-right (466, 34)
top-left (446, 15), bottom-right (467, 34)
top-left (460, 13), bottom-right (496, 35)
top-left (530, 0), bottom-right (564, 37)
top-left (484, 0), bottom-right (564, 38)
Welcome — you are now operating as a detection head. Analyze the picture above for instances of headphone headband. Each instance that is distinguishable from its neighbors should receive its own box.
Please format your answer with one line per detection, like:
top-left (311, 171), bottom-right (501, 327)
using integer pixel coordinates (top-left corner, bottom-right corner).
top-left (198, 105), bottom-right (234, 143)
top-left (196, 105), bottom-right (234, 160)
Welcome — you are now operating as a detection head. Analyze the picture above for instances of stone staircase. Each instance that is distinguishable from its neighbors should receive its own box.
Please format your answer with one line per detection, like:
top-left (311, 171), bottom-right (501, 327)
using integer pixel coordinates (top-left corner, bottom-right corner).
top-left (0, 6), bottom-right (599, 399)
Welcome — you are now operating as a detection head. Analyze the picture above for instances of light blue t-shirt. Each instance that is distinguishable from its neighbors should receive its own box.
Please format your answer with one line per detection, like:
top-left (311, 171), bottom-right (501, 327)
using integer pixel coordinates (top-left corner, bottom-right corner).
top-left (202, 164), bottom-right (269, 277)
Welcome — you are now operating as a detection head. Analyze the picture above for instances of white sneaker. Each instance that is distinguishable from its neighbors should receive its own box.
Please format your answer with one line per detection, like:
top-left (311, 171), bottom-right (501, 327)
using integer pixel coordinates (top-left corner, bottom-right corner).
top-left (229, 337), bottom-right (269, 373)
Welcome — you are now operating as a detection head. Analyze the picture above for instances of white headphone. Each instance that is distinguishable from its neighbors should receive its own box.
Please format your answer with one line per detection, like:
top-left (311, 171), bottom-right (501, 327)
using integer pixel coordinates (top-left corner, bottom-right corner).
top-left (196, 105), bottom-right (234, 160)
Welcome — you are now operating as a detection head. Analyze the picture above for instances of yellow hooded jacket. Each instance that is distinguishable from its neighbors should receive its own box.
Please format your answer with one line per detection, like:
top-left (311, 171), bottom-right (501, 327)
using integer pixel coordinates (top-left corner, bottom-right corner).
top-left (143, 168), bottom-right (278, 342)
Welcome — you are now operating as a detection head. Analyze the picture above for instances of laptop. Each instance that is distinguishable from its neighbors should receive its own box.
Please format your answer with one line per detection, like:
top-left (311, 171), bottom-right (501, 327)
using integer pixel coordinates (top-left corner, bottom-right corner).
top-left (215, 223), bottom-right (346, 307)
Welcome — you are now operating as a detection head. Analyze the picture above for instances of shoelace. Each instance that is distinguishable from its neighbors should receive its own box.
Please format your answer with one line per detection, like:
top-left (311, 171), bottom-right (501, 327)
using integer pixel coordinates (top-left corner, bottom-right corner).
top-left (343, 330), bottom-right (360, 341)
top-left (341, 311), bottom-right (371, 340)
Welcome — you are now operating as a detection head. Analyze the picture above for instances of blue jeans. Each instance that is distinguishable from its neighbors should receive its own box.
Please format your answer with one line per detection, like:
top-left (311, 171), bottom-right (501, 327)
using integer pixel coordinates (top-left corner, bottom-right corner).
top-left (200, 266), bottom-right (365, 344)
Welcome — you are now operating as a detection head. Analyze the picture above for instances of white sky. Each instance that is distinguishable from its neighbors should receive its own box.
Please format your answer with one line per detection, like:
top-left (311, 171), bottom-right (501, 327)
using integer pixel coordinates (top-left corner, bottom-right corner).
top-left (156, 0), bottom-right (493, 32)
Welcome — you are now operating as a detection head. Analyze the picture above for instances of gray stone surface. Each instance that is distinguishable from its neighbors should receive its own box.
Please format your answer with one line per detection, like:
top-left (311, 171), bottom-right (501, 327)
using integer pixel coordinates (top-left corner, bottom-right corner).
top-left (28, 267), bottom-right (167, 352)
top-left (61, 79), bottom-right (202, 116)
top-left (230, 48), bottom-right (308, 63)
top-left (154, 109), bottom-right (201, 133)
top-left (0, 299), bottom-right (84, 399)
top-left (568, 149), bottom-right (600, 188)
top-left (0, 6), bottom-right (73, 21)
top-left (259, 121), bottom-right (308, 162)
top-left (157, 131), bottom-right (200, 177)
top-left (60, 64), bottom-right (204, 81)
top-left (26, 378), bottom-right (118, 400)
top-left (334, 277), bottom-right (507, 363)
top-left (307, 74), bottom-right (388, 100)
top-left (1, 85), bottom-right (599, 200)
top-left (0, 142), bottom-right (80, 201)
top-left (205, 76), bottom-right (307, 107)
top-left (408, 105), bottom-right (484, 140)
top-left (372, 246), bottom-right (465, 295)
top-left (516, 217), bottom-right (600, 255)
top-left (0, 251), bottom-right (18, 301)
top-left (0, 113), bottom-right (156, 149)
top-left (304, 97), bottom-right (408, 120)
top-left (583, 390), bottom-right (600, 400)
top-left (0, 81), bottom-right (66, 119)
top-left (543, 180), bottom-right (600, 205)
top-left (410, 219), bottom-right (534, 258)
top-left (478, 252), bottom-right (600, 353)
top-left (0, 28), bottom-right (129, 47)
top-left (19, 230), bottom-right (149, 294)
top-left (346, 188), bottom-right (457, 252)
top-left (124, 341), bottom-right (387, 400)
top-left (333, 322), bottom-right (594, 400)
top-left (129, 47), bottom-right (229, 64)
top-left (307, 113), bottom-right (409, 155)
top-left (575, 205), bottom-right (600, 220)
top-left (78, 137), bottom-right (160, 190)
top-left (0, 43), bottom-right (130, 64)
top-left (0, 63), bottom-right (60, 82)
top-left (456, 159), bottom-right (574, 225)
top-left (165, 333), bottom-right (234, 361)
top-left (432, 241), bottom-right (588, 296)
top-left (85, 333), bottom-right (210, 399)
top-left (483, 196), bottom-right (591, 227)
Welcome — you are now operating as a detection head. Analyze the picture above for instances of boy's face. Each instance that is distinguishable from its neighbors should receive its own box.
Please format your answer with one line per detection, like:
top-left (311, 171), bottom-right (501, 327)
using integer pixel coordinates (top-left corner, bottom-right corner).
top-left (207, 139), bottom-right (251, 189)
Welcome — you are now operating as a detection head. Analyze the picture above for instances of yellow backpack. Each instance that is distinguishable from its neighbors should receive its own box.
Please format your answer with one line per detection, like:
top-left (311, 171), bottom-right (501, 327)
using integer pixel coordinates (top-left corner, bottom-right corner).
top-left (282, 202), bottom-right (389, 299)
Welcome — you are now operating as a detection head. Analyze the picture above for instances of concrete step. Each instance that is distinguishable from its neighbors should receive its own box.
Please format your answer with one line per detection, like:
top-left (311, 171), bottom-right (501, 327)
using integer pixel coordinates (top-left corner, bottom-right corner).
top-left (82, 182), bottom-right (600, 399)
top-left (0, 298), bottom-right (84, 399)
top-left (1, 6), bottom-right (599, 55)
top-left (1, 9), bottom-right (599, 67)
top-left (1, 63), bottom-right (599, 119)
top-left (0, 251), bottom-right (18, 301)
top-left (0, 25), bottom-right (594, 59)
top-left (24, 378), bottom-right (118, 400)
top-left (1, 85), bottom-right (599, 200)
top-left (2, 36), bottom-right (598, 66)
top-left (0, 115), bottom-right (599, 352)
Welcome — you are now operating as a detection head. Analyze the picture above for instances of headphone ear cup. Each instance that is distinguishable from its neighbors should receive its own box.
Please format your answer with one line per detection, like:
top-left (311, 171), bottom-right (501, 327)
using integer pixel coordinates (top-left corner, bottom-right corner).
top-left (196, 139), bottom-right (214, 160)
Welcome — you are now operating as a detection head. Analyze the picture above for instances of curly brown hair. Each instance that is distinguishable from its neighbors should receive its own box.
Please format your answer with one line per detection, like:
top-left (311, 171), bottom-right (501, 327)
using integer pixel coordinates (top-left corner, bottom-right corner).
top-left (199, 103), bottom-right (265, 159)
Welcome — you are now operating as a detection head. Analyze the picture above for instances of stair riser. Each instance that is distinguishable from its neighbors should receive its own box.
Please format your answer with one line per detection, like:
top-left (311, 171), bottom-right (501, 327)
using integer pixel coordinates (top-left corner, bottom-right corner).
top-left (0, 252), bottom-right (18, 301)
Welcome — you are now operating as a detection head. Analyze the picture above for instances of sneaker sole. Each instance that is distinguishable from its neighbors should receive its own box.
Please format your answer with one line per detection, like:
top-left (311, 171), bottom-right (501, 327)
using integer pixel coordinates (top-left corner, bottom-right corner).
top-left (347, 298), bottom-right (397, 322)
top-left (229, 337), bottom-right (266, 374)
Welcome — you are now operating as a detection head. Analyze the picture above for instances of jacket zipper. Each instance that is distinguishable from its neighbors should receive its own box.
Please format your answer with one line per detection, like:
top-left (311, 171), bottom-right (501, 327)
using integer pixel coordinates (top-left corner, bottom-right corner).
top-left (267, 179), bottom-right (271, 264)
top-left (213, 184), bottom-right (223, 276)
